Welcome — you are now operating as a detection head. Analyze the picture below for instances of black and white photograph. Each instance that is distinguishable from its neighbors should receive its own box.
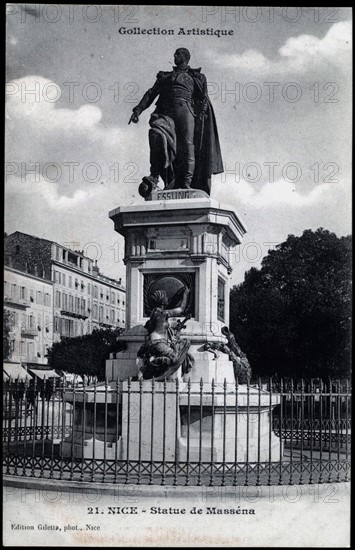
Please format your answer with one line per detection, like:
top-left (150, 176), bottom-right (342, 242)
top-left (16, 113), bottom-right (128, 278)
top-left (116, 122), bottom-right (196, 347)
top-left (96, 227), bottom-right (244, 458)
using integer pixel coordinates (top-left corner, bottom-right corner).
top-left (3, 5), bottom-right (351, 547)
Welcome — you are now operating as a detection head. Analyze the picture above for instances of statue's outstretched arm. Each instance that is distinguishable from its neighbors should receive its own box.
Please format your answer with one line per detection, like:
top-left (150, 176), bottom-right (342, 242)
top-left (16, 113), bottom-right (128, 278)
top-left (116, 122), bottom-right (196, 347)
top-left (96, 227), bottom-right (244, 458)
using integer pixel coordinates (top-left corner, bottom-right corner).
top-left (129, 80), bottom-right (160, 124)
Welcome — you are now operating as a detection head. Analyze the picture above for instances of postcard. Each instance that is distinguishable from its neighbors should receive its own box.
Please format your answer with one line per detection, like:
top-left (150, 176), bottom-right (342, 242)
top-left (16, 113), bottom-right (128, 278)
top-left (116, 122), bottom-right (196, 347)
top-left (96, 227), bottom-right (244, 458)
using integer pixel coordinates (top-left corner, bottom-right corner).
top-left (4, 5), bottom-right (351, 547)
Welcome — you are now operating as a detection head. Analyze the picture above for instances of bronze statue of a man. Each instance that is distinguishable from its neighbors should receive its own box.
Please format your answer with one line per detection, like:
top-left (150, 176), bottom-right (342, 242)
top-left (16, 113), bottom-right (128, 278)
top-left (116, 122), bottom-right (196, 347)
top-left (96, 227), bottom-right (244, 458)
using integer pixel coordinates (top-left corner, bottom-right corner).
top-left (129, 48), bottom-right (223, 196)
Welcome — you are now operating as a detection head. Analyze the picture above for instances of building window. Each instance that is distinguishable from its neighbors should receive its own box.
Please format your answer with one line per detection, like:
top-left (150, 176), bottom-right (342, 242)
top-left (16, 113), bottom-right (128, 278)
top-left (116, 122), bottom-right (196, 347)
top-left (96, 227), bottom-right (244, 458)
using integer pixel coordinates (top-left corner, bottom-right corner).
top-left (69, 295), bottom-right (73, 312)
top-left (62, 274), bottom-right (66, 286)
top-left (36, 291), bottom-right (42, 304)
top-left (69, 276), bottom-right (72, 288)
top-left (93, 304), bottom-right (98, 319)
top-left (20, 340), bottom-right (26, 356)
top-left (217, 277), bottom-right (225, 322)
top-left (20, 286), bottom-right (26, 300)
top-left (27, 341), bottom-right (34, 360)
top-left (30, 289), bottom-right (34, 302)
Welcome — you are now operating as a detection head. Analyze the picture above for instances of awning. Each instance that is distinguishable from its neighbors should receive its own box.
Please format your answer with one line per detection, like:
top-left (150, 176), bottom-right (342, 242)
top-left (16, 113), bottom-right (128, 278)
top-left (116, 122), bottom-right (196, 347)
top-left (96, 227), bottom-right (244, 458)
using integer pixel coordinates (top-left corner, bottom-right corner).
top-left (3, 363), bottom-right (33, 382)
top-left (28, 368), bottom-right (60, 380)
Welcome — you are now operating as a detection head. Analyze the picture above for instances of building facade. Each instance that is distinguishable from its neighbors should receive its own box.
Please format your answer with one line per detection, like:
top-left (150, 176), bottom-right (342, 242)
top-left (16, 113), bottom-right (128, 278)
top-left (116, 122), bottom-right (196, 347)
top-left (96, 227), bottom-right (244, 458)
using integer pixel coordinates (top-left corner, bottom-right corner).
top-left (4, 232), bottom-right (126, 349)
top-left (4, 266), bottom-right (54, 368)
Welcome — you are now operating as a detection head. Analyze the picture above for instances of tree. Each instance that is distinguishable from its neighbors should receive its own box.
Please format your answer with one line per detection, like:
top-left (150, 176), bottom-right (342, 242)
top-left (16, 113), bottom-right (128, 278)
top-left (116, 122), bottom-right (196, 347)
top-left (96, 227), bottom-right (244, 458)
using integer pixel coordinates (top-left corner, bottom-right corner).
top-left (47, 327), bottom-right (126, 381)
top-left (3, 309), bottom-right (13, 361)
top-left (230, 229), bottom-right (352, 380)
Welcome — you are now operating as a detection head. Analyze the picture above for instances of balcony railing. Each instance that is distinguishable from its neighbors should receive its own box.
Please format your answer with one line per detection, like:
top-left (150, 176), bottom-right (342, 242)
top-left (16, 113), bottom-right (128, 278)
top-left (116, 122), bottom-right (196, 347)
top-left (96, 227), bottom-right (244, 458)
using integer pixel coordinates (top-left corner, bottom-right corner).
top-left (4, 296), bottom-right (30, 309)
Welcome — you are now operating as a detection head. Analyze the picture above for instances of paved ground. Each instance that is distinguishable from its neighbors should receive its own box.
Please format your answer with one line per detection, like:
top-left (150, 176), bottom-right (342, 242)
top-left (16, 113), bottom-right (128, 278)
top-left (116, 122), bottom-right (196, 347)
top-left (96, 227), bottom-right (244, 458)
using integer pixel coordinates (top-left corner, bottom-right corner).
top-left (3, 478), bottom-right (350, 547)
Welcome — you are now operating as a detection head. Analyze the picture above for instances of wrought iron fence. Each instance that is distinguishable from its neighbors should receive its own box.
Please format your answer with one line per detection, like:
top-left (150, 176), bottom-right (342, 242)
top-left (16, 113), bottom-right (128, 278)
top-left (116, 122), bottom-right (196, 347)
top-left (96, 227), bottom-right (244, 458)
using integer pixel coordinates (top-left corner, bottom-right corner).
top-left (3, 377), bottom-right (351, 486)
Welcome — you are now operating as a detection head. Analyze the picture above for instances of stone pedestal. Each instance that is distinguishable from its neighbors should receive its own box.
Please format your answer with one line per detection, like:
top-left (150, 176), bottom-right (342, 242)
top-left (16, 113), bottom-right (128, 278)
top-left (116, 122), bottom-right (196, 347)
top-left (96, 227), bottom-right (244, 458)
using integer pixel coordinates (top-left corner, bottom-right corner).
top-left (119, 381), bottom-right (281, 463)
top-left (178, 384), bottom-right (281, 462)
top-left (61, 381), bottom-right (281, 464)
top-left (61, 384), bottom-right (121, 460)
top-left (60, 190), bottom-right (282, 468)
top-left (120, 380), bottom-right (179, 462)
top-left (108, 191), bottom-right (247, 383)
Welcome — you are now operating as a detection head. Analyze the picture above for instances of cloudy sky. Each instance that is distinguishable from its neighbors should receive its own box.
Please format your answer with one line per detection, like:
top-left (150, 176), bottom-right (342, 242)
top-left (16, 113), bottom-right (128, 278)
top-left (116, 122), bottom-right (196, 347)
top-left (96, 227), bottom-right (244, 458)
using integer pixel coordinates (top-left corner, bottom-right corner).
top-left (5, 6), bottom-right (352, 284)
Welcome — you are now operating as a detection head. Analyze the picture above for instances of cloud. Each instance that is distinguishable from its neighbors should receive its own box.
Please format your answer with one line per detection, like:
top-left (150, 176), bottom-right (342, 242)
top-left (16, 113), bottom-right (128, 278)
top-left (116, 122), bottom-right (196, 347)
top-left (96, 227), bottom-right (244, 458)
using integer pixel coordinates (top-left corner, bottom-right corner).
top-left (216, 21), bottom-right (351, 75)
top-left (5, 76), bottom-right (124, 146)
top-left (5, 75), bottom-right (142, 202)
top-left (6, 174), bottom-right (102, 211)
top-left (214, 177), bottom-right (349, 210)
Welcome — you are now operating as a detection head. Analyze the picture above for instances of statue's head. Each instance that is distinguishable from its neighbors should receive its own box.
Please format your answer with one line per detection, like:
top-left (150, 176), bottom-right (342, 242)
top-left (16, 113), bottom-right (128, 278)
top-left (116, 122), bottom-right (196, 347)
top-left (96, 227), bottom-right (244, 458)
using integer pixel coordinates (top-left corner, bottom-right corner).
top-left (174, 48), bottom-right (190, 66)
top-left (150, 289), bottom-right (169, 308)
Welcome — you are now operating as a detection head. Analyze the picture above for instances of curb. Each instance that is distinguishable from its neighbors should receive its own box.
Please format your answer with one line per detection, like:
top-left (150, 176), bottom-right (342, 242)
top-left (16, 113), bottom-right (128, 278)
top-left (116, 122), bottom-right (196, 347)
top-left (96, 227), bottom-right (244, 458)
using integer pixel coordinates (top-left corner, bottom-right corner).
top-left (3, 475), bottom-right (350, 500)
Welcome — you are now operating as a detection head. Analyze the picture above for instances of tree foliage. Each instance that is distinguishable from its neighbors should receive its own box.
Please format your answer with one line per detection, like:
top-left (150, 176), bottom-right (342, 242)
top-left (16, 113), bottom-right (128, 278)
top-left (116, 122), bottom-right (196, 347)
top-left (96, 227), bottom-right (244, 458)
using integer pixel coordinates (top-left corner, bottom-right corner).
top-left (47, 327), bottom-right (126, 381)
top-left (230, 229), bottom-right (352, 379)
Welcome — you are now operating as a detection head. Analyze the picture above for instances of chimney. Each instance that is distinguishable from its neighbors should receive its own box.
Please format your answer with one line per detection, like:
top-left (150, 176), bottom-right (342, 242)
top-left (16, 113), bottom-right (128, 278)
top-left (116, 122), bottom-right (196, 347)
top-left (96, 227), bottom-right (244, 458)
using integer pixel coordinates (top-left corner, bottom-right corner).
top-left (93, 260), bottom-right (99, 275)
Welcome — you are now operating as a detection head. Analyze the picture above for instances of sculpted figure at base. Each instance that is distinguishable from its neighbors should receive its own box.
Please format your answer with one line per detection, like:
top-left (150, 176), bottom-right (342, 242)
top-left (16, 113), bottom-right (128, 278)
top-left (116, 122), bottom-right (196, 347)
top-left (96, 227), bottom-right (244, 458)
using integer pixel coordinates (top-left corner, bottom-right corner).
top-left (204, 326), bottom-right (252, 384)
top-left (137, 287), bottom-right (194, 381)
top-left (129, 48), bottom-right (223, 196)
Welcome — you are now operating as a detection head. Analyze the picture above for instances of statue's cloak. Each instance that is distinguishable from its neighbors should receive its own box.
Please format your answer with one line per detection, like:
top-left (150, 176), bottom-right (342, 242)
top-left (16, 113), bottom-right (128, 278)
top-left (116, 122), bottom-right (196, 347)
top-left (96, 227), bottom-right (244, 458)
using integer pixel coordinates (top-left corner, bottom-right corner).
top-left (192, 93), bottom-right (224, 195)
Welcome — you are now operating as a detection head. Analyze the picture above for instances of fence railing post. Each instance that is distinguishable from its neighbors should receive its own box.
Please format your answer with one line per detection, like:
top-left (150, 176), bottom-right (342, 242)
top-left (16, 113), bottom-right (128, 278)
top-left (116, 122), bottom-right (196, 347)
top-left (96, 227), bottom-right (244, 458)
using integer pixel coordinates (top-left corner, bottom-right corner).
top-left (245, 377), bottom-right (250, 487)
top-left (233, 376), bottom-right (239, 487)
top-left (49, 376), bottom-right (56, 479)
top-left (345, 379), bottom-right (349, 481)
top-left (137, 376), bottom-right (143, 485)
top-left (197, 378), bottom-right (203, 487)
top-left (299, 378), bottom-right (304, 485)
top-left (256, 377), bottom-right (261, 486)
top-left (173, 378), bottom-right (179, 486)
top-left (210, 378), bottom-right (215, 487)
top-left (125, 377), bottom-right (131, 485)
top-left (114, 378), bottom-right (120, 484)
top-left (149, 378), bottom-right (155, 485)
top-left (185, 378), bottom-right (191, 487)
top-left (161, 378), bottom-right (167, 486)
